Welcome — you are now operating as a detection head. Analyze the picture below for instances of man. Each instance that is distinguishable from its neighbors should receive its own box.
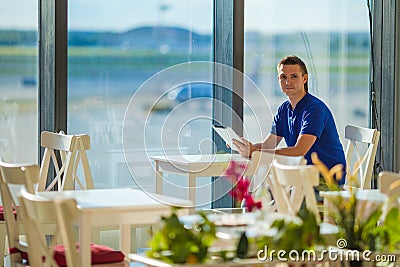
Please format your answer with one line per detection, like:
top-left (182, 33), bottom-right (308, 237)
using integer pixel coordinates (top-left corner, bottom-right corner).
top-left (233, 55), bottom-right (346, 183)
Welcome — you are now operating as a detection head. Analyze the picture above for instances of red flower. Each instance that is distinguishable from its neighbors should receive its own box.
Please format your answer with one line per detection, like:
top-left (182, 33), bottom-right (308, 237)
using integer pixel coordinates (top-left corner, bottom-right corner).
top-left (243, 195), bottom-right (262, 212)
top-left (224, 161), bottom-right (247, 182)
top-left (229, 177), bottom-right (249, 201)
top-left (223, 160), bottom-right (262, 212)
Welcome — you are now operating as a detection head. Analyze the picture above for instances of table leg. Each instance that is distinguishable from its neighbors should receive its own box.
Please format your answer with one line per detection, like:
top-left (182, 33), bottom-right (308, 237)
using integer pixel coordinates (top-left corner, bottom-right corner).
top-left (80, 213), bottom-right (91, 267)
top-left (120, 224), bottom-right (131, 257)
top-left (155, 161), bottom-right (163, 194)
top-left (188, 173), bottom-right (196, 214)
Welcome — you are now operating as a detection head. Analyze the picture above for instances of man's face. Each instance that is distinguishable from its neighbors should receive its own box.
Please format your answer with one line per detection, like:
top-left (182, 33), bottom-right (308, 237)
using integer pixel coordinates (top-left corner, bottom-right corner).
top-left (277, 64), bottom-right (308, 98)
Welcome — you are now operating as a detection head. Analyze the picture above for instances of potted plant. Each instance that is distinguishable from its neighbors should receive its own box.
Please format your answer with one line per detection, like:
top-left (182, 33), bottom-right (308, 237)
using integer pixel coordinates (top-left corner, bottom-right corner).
top-left (223, 160), bottom-right (325, 261)
top-left (312, 153), bottom-right (400, 266)
top-left (147, 209), bottom-right (216, 264)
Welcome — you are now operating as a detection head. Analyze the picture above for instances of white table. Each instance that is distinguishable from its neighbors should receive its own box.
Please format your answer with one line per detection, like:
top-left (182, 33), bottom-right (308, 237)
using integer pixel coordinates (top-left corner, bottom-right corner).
top-left (151, 154), bottom-right (253, 210)
top-left (320, 189), bottom-right (386, 223)
top-left (320, 189), bottom-right (385, 202)
top-left (37, 188), bottom-right (192, 267)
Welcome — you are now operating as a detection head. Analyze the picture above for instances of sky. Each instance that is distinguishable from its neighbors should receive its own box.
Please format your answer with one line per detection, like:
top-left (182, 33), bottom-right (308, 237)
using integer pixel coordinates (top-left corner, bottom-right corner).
top-left (0, 0), bottom-right (370, 34)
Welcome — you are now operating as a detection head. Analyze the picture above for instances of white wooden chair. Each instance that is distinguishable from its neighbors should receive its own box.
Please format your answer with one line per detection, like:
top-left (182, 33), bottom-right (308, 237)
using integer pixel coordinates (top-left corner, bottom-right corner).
top-left (250, 151), bottom-right (306, 210)
top-left (39, 131), bottom-right (140, 250)
top-left (39, 131), bottom-right (94, 191)
top-left (56, 197), bottom-right (130, 267)
top-left (270, 159), bottom-right (321, 223)
top-left (251, 153), bottom-right (339, 247)
top-left (19, 190), bottom-right (128, 267)
top-left (0, 162), bottom-right (53, 267)
top-left (344, 124), bottom-right (380, 189)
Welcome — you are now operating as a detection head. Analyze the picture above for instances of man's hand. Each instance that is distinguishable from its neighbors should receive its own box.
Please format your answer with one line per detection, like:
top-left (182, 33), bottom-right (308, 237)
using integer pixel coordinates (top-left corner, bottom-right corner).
top-left (232, 137), bottom-right (257, 158)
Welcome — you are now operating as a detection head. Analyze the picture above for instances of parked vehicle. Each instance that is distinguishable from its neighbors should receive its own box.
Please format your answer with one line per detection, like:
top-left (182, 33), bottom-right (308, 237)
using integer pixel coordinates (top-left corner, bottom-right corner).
top-left (172, 82), bottom-right (213, 103)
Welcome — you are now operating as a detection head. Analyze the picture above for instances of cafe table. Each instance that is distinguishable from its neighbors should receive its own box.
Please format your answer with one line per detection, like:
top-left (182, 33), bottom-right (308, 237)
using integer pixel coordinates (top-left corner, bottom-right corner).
top-left (320, 189), bottom-right (387, 223)
top-left (320, 189), bottom-right (386, 201)
top-left (151, 153), bottom-right (253, 211)
top-left (129, 211), bottom-right (335, 266)
top-left (36, 188), bottom-right (192, 267)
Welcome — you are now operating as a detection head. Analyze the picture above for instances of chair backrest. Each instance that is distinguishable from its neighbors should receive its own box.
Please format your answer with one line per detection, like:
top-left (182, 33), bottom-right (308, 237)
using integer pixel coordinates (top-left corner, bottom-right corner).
top-left (250, 151), bottom-right (306, 211)
top-left (250, 151), bottom-right (306, 193)
top-left (271, 160), bottom-right (321, 223)
top-left (0, 162), bottom-right (40, 266)
top-left (20, 192), bottom-right (125, 267)
top-left (18, 190), bottom-right (62, 267)
top-left (39, 131), bottom-right (94, 191)
top-left (344, 124), bottom-right (380, 189)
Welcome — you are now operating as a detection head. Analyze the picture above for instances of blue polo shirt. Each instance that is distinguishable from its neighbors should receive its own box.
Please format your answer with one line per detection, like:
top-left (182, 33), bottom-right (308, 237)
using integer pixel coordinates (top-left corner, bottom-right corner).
top-left (271, 93), bottom-right (346, 184)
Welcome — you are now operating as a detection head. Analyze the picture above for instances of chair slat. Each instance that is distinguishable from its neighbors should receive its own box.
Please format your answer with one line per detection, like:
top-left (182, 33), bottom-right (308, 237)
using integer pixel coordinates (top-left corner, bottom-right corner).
top-left (345, 124), bottom-right (377, 143)
top-left (344, 124), bottom-right (380, 189)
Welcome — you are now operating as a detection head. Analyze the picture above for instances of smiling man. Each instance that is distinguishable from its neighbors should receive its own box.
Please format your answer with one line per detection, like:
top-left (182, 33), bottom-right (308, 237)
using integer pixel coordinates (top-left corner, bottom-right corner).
top-left (233, 55), bottom-right (346, 184)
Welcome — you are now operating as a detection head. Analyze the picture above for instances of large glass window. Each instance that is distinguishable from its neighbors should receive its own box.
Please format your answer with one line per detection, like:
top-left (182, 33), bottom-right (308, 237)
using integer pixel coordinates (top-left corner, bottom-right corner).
top-left (0, 1), bottom-right (38, 163)
top-left (244, 0), bottom-right (370, 147)
top-left (68, 1), bottom-right (213, 207)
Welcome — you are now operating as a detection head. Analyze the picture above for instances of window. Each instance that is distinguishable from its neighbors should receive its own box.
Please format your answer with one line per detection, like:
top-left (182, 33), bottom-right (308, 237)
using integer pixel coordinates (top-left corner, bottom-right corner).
top-left (0, 1), bottom-right (38, 163)
top-left (67, 0), bottom-right (213, 207)
top-left (243, 0), bottom-right (370, 147)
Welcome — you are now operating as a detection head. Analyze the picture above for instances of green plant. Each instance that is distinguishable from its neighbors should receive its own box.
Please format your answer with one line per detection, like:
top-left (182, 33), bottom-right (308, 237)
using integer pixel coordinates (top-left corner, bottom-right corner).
top-left (312, 152), bottom-right (400, 253)
top-left (360, 206), bottom-right (400, 251)
top-left (329, 190), bottom-right (400, 252)
top-left (147, 209), bottom-right (216, 263)
top-left (256, 207), bottom-right (325, 255)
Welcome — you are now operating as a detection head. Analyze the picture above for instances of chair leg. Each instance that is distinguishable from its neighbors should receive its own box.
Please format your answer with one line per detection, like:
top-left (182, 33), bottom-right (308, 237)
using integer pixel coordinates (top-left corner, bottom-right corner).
top-left (0, 224), bottom-right (6, 267)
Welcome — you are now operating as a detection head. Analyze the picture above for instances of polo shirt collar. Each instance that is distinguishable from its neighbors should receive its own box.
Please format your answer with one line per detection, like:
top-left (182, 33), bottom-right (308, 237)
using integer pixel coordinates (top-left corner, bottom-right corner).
top-left (292, 93), bottom-right (310, 111)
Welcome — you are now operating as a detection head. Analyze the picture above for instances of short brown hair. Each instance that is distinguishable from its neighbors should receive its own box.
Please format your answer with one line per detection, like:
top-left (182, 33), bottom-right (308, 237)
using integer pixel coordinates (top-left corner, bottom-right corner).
top-left (277, 55), bottom-right (309, 93)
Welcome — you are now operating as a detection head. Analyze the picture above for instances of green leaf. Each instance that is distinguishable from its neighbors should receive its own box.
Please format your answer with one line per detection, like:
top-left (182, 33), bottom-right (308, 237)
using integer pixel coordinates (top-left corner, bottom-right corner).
top-left (147, 209), bottom-right (216, 263)
top-left (236, 232), bottom-right (248, 259)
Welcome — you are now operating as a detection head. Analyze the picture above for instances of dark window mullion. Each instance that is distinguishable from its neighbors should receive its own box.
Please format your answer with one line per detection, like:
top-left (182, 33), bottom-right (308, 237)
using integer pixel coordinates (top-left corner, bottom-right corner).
top-left (38, 0), bottom-right (68, 179)
top-left (212, 0), bottom-right (244, 208)
top-left (373, 0), bottom-right (398, 173)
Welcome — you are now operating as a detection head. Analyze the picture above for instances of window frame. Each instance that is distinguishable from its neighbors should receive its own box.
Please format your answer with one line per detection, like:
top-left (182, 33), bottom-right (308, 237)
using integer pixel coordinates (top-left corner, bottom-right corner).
top-left (212, 0), bottom-right (244, 208)
top-left (372, 0), bottom-right (400, 173)
top-left (38, 0), bottom-right (68, 161)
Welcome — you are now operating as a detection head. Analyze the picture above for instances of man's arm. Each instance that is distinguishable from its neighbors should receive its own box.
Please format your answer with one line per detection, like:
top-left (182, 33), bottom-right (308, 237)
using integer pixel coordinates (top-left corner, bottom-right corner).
top-left (259, 133), bottom-right (283, 149)
top-left (233, 133), bottom-right (282, 158)
top-left (234, 133), bottom-right (316, 158)
top-left (269, 134), bottom-right (316, 156)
